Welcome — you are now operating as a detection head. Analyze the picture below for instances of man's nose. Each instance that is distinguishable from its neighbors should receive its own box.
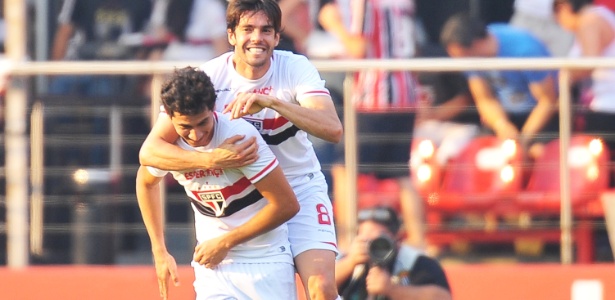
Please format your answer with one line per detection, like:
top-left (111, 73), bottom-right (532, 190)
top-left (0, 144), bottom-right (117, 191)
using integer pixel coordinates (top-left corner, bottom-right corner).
top-left (189, 129), bottom-right (203, 141)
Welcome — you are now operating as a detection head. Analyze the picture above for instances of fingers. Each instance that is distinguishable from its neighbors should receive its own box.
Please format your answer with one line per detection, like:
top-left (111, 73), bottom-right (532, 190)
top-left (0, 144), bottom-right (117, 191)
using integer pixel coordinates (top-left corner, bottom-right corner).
top-left (222, 135), bottom-right (245, 145)
top-left (227, 92), bottom-right (260, 119)
top-left (169, 266), bottom-right (180, 287)
top-left (158, 277), bottom-right (168, 300)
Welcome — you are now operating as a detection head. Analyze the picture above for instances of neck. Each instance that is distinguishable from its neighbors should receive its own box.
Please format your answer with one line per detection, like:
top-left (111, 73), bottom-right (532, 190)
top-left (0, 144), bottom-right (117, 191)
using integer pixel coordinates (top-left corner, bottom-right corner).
top-left (232, 55), bottom-right (270, 80)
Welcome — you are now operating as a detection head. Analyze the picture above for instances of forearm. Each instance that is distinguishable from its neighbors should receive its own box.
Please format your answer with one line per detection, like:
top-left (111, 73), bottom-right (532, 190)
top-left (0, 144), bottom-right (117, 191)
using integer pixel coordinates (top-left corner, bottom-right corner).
top-left (136, 168), bottom-right (167, 254)
top-left (334, 257), bottom-right (359, 287)
top-left (220, 167), bottom-right (299, 249)
top-left (521, 100), bottom-right (557, 138)
top-left (387, 284), bottom-right (452, 300)
top-left (221, 198), bottom-right (297, 249)
top-left (430, 95), bottom-right (471, 121)
top-left (139, 136), bottom-right (214, 170)
top-left (51, 25), bottom-right (74, 60)
top-left (476, 98), bottom-right (510, 130)
top-left (318, 3), bottom-right (365, 58)
top-left (269, 96), bottom-right (343, 143)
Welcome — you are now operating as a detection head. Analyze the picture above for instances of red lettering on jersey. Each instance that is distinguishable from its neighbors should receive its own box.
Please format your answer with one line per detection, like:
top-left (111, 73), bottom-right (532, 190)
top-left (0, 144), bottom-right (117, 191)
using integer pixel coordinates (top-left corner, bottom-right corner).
top-left (184, 168), bottom-right (224, 179)
top-left (252, 86), bottom-right (273, 95)
top-left (316, 203), bottom-right (332, 225)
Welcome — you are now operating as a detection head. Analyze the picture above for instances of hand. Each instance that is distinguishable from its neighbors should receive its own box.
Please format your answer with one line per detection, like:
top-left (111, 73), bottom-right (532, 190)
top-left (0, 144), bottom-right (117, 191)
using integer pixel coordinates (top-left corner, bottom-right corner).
top-left (209, 135), bottom-right (259, 168)
top-left (223, 92), bottom-right (273, 120)
top-left (493, 119), bottom-right (519, 140)
top-left (347, 237), bottom-right (371, 266)
top-left (193, 236), bottom-right (231, 269)
top-left (153, 252), bottom-right (180, 300)
top-left (342, 35), bottom-right (367, 59)
top-left (365, 266), bottom-right (392, 296)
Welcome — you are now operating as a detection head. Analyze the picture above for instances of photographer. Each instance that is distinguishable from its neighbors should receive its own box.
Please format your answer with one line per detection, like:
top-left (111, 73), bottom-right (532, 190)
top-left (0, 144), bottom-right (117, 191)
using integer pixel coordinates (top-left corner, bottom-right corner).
top-left (336, 206), bottom-right (452, 300)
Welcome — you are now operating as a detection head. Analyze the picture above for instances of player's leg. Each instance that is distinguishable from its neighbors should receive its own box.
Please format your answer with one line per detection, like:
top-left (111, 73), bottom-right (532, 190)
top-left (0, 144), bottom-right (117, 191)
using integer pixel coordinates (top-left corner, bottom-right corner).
top-left (289, 172), bottom-right (340, 300)
top-left (294, 249), bottom-right (338, 300)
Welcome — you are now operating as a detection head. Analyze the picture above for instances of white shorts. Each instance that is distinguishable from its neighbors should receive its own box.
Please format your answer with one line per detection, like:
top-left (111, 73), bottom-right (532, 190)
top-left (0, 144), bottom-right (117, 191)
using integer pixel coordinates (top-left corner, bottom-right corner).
top-left (287, 172), bottom-right (339, 257)
top-left (193, 262), bottom-right (297, 300)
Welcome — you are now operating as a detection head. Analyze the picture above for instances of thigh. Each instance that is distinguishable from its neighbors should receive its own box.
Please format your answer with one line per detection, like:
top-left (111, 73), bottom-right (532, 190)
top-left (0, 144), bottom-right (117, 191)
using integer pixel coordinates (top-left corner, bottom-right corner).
top-left (288, 173), bottom-right (338, 257)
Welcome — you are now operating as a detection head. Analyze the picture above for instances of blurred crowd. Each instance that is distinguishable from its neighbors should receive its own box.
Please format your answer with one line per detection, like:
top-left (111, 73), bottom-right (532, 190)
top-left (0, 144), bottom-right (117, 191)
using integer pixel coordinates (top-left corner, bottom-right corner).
top-left (2, 0), bottom-right (614, 263)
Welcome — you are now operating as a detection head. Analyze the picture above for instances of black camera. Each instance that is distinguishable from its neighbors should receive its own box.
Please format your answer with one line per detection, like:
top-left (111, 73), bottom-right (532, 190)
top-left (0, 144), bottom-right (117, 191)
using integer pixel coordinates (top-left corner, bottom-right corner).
top-left (368, 234), bottom-right (397, 268)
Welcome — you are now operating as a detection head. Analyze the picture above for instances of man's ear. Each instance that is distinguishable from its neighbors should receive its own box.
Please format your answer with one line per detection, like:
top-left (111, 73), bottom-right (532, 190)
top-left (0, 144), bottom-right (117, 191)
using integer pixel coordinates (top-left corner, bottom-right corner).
top-left (228, 29), bottom-right (236, 46)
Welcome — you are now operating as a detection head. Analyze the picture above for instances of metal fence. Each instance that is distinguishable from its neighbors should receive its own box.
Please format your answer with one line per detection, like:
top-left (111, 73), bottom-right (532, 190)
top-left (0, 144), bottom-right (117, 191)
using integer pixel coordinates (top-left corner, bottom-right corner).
top-left (2, 58), bottom-right (615, 268)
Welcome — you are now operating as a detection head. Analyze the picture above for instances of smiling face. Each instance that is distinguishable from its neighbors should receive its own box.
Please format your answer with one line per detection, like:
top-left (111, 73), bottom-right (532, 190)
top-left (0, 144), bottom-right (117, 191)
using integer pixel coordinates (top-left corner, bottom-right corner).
top-left (228, 10), bottom-right (280, 79)
top-left (170, 109), bottom-right (215, 147)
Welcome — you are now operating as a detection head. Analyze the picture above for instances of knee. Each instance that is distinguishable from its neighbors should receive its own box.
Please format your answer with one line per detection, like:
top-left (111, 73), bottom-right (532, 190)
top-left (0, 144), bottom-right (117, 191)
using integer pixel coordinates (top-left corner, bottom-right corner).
top-left (308, 274), bottom-right (338, 300)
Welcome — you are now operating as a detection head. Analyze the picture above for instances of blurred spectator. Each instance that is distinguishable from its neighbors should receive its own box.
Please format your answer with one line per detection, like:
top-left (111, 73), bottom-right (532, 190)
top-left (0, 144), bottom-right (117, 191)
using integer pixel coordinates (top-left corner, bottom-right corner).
top-left (319, 0), bottom-right (427, 250)
top-left (50, 0), bottom-right (152, 96)
top-left (336, 206), bottom-right (452, 300)
top-left (553, 0), bottom-right (615, 154)
top-left (510, 0), bottom-right (574, 56)
top-left (152, 0), bottom-right (229, 61)
top-left (441, 13), bottom-right (559, 154)
top-left (412, 47), bottom-right (482, 167)
top-left (595, 0), bottom-right (615, 11)
top-left (276, 0), bottom-right (314, 54)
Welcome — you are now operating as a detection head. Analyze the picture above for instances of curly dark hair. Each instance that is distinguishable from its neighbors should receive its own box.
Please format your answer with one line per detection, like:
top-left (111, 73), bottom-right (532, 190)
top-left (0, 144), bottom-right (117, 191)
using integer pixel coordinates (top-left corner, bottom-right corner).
top-left (226, 0), bottom-right (282, 34)
top-left (161, 66), bottom-right (217, 117)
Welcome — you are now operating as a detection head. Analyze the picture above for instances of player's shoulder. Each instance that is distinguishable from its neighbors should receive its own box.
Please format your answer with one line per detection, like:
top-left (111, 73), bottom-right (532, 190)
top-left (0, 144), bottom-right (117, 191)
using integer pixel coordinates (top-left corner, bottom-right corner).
top-left (216, 113), bottom-right (260, 136)
top-left (273, 50), bottom-right (311, 66)
top-left (200, 52), bottom-right (233, 74)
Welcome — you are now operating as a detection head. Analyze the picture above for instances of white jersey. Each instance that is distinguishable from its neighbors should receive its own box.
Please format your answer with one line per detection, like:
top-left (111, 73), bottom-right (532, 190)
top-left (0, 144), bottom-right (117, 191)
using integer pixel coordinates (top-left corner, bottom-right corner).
top-left (147, 113), bottom-right (293, 264)
top-left (569, 6), bottom-right (615, 113)
top-left (200, 50), bottom-right (330, 184)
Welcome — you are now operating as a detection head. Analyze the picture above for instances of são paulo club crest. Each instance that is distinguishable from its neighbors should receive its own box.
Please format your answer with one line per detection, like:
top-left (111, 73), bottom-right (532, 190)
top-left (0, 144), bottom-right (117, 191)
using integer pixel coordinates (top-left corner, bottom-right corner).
top-left (192, 190), bottom-right (227, 217)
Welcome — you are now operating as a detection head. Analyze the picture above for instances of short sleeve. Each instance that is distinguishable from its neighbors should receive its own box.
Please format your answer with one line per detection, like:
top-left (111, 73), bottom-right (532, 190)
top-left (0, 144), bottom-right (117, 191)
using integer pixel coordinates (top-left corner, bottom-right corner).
top-left (290, 55), bottom-right (331, 103)
top-left (146, 166), bottom-right (168, 178)
top-left (229, 119), bottom-right (279, 183)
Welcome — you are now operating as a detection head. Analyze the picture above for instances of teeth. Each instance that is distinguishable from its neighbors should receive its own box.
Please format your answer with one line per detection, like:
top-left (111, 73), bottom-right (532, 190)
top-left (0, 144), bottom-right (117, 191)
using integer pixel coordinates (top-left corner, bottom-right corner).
top-left (249, 48), bottom-right (264, 54)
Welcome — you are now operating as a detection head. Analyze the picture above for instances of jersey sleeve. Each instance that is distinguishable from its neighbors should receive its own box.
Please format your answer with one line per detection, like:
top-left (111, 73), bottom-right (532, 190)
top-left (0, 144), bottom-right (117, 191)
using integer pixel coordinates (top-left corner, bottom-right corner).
top-left (146, 166), bottom-right (169, 178)
top-left (290, 55), bottom-right (332, 103)
top-left (230, 118), bottom-right (279, 183)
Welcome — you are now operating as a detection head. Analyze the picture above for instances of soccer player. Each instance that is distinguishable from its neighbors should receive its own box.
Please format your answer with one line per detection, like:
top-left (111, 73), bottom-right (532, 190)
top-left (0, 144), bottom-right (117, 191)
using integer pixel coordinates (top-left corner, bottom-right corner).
top-left (136, 67), bottom-right (300, 299)
top-left (139, 1), bottom-right (343, 299)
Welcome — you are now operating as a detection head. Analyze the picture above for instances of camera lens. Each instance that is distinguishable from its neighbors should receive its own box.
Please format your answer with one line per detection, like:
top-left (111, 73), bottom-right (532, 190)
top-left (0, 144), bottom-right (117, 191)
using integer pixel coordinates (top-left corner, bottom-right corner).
top-left (368, 235), bottom-right (396, 267)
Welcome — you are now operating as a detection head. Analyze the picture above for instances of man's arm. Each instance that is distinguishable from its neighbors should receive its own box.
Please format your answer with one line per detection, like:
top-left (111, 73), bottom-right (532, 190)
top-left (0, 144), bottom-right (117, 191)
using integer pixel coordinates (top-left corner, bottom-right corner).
top-left (272, 94), bottom-right (343, 143)
top-left (522, 75), bottom-right (558, 140)
top-left (192, 165), bottom-right (300, 268)
top-left (318, 2), bottom-right (366, 58)
top-left (468, 76), bottom-right (519, 139)
top-left (225, 92), bottom-right (343, 143)
top-left (335, 236), bottom-right (370, 287)
top-left (570, 11), bottom-right (612, 81)
top-left (51, 23), bottom-right (74, 61)
top-left (135, 166), bottom-right (179, 300)
top-left (139, 114), bottom-right (258, 170)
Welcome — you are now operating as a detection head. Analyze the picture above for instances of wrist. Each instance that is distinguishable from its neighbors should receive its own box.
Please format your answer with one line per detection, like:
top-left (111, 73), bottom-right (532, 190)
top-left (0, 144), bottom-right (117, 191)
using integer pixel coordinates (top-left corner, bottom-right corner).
top-left (151, 245), bottom-right (168, 257)
top-left (196, 152), bottom-right (216, 169)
